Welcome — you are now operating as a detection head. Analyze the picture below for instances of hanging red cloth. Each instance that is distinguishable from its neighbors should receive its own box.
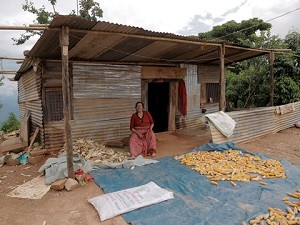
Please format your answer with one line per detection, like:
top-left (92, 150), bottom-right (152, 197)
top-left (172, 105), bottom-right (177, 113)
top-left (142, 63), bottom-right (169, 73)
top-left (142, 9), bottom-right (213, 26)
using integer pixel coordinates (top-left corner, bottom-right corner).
top-left (179, 79), bottom-right (187, 116)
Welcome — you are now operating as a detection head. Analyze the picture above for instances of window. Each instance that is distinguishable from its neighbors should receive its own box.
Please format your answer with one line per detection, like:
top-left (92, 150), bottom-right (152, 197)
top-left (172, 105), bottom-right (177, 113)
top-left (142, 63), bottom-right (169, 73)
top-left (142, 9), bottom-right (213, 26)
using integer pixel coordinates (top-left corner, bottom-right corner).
top-left (206, 83), bottom-right (219, 103)
top-left (45, 89), bottom-right (64, 121)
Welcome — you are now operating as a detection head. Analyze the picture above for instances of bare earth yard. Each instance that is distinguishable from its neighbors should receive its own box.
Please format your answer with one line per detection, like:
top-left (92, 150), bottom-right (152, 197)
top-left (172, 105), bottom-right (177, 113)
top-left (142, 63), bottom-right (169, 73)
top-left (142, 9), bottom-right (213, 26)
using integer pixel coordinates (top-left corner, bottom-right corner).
top-left (0, 127), bottom-right (299, 225)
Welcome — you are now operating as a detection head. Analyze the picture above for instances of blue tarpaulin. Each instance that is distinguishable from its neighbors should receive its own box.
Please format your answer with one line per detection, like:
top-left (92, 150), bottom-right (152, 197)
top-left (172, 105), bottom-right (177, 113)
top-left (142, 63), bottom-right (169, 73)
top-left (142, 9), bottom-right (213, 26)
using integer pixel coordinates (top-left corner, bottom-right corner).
top-left (91, 142), bottom-right (300, 225)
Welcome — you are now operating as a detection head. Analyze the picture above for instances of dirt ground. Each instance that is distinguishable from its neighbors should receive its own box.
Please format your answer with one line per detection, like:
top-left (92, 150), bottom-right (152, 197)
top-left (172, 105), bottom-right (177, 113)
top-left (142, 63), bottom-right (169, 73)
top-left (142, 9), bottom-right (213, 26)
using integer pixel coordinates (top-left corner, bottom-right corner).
top-left (0, 127), bottom-right (299, 225)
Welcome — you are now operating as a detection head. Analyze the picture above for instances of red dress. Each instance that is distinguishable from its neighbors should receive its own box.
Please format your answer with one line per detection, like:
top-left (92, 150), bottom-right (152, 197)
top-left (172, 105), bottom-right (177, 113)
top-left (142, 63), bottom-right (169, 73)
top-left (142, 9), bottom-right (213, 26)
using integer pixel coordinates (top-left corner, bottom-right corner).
top-left (129, 111), bottom-right (157, 157)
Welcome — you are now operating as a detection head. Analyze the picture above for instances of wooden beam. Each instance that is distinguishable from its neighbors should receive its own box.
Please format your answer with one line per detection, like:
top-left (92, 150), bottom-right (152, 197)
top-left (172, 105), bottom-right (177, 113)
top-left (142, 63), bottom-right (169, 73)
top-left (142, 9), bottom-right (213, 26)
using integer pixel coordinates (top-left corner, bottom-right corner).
top-left (60, 26), bottom-right (74, 179)
top-left (141, 66), bottom-right (186, 79)
top-left (0, 25), bottom-right (46, 30)
top-left (219, 43), bottom-right (226, 111)
top-left (0, 57), bottom-right (24, 60)
top-left (0, 71), bottom-right (17, 74)
top-left (269, 51), bottom-right (275, 106)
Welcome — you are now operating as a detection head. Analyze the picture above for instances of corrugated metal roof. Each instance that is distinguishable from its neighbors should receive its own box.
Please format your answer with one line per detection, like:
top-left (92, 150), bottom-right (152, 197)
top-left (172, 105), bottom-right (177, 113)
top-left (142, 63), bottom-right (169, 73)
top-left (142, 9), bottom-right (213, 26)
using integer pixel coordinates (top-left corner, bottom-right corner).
top-left (15, 15), bottom-right (271, 80)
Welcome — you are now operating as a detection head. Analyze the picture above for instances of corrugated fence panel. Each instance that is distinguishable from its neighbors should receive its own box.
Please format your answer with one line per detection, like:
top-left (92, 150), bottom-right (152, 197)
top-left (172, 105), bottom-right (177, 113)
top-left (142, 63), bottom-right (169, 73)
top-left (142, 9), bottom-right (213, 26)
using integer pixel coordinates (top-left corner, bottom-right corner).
top-left (210, 102), bottom-right (300, 144)
top-left (275, 102), bottom-right (300, 132)
top-left (18, 70), bottom-right (44, 145)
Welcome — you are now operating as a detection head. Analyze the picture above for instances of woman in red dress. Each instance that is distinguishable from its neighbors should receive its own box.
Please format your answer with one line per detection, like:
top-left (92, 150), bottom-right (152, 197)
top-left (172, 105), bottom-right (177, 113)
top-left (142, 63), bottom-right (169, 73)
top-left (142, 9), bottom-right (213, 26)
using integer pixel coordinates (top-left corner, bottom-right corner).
top-left (129, 102), bottom-right (157, 158)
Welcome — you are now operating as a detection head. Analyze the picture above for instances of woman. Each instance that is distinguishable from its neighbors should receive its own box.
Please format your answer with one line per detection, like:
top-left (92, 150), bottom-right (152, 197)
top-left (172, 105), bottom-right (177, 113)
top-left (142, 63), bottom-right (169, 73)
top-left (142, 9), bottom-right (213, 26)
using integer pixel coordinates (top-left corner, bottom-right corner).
top-left (129, 102), bottom-right (157, 158)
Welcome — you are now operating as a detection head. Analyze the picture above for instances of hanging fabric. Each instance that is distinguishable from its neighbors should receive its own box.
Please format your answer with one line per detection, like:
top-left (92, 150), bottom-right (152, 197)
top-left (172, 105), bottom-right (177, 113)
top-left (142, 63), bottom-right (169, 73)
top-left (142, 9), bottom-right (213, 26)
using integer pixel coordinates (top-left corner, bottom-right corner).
top-left (179, 79), bottom-right (187, 116)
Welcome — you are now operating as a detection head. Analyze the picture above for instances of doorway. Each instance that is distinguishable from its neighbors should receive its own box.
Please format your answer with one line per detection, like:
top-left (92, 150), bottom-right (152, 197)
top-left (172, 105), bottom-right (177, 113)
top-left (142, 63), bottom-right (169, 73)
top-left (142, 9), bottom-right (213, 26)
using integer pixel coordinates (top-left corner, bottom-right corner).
top-left (148, 82), bottom-right (169, 133)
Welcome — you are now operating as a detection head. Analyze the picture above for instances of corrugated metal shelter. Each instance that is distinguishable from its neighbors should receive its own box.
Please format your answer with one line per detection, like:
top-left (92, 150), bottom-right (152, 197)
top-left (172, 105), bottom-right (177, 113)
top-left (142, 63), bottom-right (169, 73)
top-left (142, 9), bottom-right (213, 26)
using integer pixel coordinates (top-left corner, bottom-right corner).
top-left (14, 15), bottom-right (273, 150)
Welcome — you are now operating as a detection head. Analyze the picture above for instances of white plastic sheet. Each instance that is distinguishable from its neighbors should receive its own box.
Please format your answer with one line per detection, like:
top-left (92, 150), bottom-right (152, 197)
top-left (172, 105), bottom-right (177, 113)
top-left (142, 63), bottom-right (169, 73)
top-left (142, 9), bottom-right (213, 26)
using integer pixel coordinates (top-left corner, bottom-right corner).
top-left (88, 181), bottom-right (174, 221)
top-left (205, 111), bottom-right (236, 137)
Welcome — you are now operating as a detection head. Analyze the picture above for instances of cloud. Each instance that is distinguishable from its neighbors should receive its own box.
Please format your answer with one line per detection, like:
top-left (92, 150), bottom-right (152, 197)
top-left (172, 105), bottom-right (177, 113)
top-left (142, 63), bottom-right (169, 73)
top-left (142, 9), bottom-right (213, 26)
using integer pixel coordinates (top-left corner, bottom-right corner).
top-left (221, 0), bottom-right (248, 17)
top-left (0, 77), bottom-right (18, 97)
top-left (178, 14), bottom-right (213, 36)
top-left (177, 0), bottom-right (300, 37)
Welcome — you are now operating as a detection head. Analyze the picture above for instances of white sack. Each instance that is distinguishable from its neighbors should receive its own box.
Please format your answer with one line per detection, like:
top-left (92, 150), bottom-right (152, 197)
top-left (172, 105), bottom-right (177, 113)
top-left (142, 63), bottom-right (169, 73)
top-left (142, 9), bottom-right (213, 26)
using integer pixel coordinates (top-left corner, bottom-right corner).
top-left (205, 111), bottom-right (236, 137)
top-left (88, 181), bottom-right (174, 221)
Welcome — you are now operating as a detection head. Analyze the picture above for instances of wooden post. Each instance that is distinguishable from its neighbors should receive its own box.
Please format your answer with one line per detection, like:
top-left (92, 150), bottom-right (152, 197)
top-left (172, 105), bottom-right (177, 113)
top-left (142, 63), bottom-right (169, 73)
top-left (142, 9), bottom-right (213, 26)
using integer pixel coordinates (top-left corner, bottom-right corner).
top-left (168, 81), bottom-right (177, 131)
top-left (269, 51), bottom-right (274, 106)
top-left (60, 26), bottom-right (74, 179)
top-left (219, 43), bottom-right (226, 111)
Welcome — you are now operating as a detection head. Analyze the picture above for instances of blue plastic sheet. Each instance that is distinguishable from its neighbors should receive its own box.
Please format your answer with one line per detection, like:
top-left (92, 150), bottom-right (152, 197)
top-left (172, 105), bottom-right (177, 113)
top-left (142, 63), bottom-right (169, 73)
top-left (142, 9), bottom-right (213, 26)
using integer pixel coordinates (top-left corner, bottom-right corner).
top-left (91, 142), bottom-right (300, 225)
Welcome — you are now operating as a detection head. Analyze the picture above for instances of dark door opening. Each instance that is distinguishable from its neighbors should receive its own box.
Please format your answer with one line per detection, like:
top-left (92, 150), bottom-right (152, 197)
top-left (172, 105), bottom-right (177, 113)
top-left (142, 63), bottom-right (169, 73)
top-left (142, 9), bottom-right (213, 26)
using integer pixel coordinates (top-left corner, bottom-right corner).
top-left (148, 82), bottom-right (169, 133)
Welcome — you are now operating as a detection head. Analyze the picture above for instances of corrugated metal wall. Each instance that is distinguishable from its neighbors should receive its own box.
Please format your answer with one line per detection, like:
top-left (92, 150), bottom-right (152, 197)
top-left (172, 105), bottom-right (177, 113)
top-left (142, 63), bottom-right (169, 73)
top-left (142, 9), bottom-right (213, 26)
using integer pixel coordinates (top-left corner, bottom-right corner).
top-left (176, 64), bottom-right (202, 130)
top-left (72, 63), bottom-right (141, 142)
top-left (44, 63), bottom-right (142, 149)
top-left (209, 102), bottom-right (300, 144)
top-left (18, 70), bottom-right (43, 144)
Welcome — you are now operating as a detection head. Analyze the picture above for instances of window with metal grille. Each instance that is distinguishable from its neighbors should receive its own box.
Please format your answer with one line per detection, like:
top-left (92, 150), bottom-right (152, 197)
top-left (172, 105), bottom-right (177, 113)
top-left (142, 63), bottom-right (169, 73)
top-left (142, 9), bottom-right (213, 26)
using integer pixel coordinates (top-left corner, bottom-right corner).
top-left (45, 90), bottom-right (63, 121)
top-left (206, 83), bottom-right (219, 103)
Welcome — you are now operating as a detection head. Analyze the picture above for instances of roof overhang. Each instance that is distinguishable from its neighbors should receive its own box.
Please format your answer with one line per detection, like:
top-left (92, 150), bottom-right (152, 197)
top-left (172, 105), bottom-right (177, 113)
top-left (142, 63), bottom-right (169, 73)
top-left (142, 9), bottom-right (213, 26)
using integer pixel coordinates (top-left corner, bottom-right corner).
top-left (15, 15), bottom-right (271, 80)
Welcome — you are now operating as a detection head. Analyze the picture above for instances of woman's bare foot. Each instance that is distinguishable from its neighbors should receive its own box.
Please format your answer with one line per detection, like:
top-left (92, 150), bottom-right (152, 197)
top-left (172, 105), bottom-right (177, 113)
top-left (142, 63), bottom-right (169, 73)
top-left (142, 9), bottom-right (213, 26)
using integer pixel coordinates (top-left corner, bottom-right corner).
top-left (130, 155), bottom-right (136, 159)
top-left (151, 152), bottom-right (157, 158)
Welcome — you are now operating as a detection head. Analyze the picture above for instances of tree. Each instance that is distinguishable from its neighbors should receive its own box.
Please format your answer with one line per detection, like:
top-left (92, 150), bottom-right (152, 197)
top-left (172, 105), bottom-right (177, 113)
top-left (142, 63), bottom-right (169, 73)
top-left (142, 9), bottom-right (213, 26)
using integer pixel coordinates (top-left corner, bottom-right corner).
top-left (273, 31), bottom-right (300, 105)
top-left (198, 18), bottom-right (300, 108)
top-left (13, 0), bottom-right (103, 45)
top-left (198, 18), bottom-right (272, 47)
top-left (1, 112), bottom-right (20, 133)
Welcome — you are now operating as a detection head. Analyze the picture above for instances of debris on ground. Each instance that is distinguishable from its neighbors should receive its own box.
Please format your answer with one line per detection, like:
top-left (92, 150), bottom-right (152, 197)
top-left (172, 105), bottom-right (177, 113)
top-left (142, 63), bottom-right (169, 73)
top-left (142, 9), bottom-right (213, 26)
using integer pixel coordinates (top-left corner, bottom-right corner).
top-left (60, 138), bottom-right (129, 164)
top-left (6, 175), bottom-right (50, 199)
top-left (174, 149), bottom-right (286, 186)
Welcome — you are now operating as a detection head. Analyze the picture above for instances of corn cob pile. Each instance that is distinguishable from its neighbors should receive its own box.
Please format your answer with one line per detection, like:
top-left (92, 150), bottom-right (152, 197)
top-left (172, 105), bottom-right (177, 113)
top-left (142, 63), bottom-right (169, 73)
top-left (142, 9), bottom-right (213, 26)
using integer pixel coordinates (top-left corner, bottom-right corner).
top-left (61, 138), bottom-right (129, 163)
top-left (174, 149), bottom-right (286, 186)
top-left (244, 190), bottom-right (300, 225)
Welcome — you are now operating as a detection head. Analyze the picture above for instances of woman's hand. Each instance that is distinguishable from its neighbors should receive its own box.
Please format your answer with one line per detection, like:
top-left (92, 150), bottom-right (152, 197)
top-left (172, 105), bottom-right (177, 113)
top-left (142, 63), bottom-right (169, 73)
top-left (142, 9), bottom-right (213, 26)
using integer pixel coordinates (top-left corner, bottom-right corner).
top-left (149, 124), bottom-right (154, 131)
top-left (132, 128), bottom-right (143, 139)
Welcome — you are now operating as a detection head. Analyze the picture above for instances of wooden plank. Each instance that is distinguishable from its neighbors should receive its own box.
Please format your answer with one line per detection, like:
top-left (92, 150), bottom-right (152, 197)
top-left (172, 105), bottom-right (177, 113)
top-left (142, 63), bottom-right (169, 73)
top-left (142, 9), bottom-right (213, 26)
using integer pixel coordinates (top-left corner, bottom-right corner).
top-left (0, 137), bottom-right (27, 153)
top-left (43, 79), bottom-right (62, 87)
top-left (168, 81), bottom-right (177, 131)
top-left (141, 66), bottom-right (186, 79)
top-left (141, 81), bottom-right (148, 109)
top-left (27, 127), bottom-right (40, 153)
top-left (20, 110), bottom-right (30, 144)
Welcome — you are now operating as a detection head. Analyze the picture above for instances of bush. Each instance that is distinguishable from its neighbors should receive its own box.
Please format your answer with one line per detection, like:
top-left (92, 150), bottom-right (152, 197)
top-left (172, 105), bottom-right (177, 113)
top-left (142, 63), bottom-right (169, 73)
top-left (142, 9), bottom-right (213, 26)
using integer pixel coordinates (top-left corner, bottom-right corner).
top-left (1, 112), bottom-right (20, 133)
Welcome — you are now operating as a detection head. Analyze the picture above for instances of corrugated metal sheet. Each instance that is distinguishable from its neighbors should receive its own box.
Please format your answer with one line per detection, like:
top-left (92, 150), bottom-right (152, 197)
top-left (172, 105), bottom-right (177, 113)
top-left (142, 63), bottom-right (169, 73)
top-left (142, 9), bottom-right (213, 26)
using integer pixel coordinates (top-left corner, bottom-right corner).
top-left (176, 64), bottom-right (202, 130)
top-left (15, 16), bottom-right (271, 80)
top-left (18, 70), bottom-right (44, 145)
top-left (18, 70), bottom-right (40, 103)
top-left (209, 102), bottom-right (300, 144)
top-left (73, 63), bottom-right (141, 98)
top-left (44, 121), bottom-right (64, 149)
top-left (43, 63), bottom-right (141, 149)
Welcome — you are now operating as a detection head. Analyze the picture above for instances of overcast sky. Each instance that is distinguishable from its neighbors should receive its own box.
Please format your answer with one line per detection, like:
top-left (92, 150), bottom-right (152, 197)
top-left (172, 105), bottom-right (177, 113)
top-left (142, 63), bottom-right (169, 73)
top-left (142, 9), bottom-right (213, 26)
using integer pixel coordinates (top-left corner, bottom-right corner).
top-left (0, 0), bottom-right (299, 98)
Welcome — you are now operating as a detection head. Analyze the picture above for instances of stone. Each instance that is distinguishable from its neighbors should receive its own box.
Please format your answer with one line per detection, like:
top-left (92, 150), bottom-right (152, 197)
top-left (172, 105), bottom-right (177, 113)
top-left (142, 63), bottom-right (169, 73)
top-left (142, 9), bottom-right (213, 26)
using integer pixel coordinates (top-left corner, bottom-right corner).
top-left (51, 178), bottom-right (68, 191)
top-left (28, 155), bottom-right (44, 165)
top-left (75, 174), bottom-right (86, 182)
top-left (6, 155), bottom-right (20, 166)
top-left (64, 178), bottom-right (79, 191)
